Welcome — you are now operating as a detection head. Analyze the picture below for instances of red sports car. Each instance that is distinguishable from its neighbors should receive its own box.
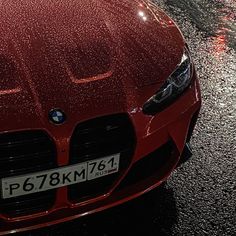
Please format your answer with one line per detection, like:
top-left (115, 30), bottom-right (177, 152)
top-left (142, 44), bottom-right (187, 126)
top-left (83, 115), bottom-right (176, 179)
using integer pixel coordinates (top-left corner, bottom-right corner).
top-left (0, 0), bottom-right (201, 234)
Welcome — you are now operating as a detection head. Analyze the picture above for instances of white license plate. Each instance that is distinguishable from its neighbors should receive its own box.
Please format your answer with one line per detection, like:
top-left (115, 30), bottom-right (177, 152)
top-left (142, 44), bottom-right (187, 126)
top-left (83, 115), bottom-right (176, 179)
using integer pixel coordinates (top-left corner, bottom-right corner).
top-left (1, 154), bottom-right (120, 199)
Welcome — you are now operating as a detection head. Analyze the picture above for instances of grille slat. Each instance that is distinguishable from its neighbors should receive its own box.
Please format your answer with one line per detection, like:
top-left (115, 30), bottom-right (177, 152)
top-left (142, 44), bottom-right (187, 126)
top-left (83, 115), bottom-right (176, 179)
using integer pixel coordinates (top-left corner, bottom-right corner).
top-left (69, 114), bottom-right (136, 202)
top-left (0, 150), bottom-right (53, 163)
top-left (0, 192), bottom-right (53, 208)
top-left (0, 130), bottom-right (57, 217)
top-left (0, 190), bottom-right (55, 217)
top-left (0, 137), bottom-right (49, 148)
top-left (70, 147), bottom-right (131, 163)
top-left (71, 133), bottom-right (132, 149)
top-left (0, 162), bottom-right (56, 177)
top-left (71, 142), bottom-right (131, 161)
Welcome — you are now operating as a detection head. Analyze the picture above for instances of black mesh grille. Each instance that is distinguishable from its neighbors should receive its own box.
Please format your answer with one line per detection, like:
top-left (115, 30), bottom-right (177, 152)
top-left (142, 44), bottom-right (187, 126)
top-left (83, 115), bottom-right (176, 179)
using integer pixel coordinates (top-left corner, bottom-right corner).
top-left (0, 130), bottom-right (57, 217)
top-left (68, 114), bottom-right (136, 202)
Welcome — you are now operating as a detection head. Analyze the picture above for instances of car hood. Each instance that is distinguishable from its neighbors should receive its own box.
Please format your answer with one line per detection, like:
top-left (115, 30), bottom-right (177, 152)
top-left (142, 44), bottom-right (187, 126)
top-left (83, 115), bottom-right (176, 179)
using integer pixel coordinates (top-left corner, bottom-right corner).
top-left (0, 0), bottom-right (184, 132)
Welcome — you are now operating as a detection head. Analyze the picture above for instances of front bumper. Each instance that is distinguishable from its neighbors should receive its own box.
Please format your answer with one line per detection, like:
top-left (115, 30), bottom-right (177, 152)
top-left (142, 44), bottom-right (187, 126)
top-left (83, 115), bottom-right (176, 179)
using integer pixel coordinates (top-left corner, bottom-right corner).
top-left (0, 76), bottom-right (201, 235)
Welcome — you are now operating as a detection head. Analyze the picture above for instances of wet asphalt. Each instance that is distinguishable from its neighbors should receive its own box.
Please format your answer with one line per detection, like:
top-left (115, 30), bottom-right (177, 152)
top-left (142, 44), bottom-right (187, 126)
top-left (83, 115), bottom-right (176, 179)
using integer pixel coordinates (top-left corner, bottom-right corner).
top-left (22, 0), bottom-right (236, 235)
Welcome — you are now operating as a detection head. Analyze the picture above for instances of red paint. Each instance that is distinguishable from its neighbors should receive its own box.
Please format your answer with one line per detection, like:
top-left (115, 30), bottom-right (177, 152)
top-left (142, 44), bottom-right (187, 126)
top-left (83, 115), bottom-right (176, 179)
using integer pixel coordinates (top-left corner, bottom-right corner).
top-left (0, 0), bottom-right (201, 234)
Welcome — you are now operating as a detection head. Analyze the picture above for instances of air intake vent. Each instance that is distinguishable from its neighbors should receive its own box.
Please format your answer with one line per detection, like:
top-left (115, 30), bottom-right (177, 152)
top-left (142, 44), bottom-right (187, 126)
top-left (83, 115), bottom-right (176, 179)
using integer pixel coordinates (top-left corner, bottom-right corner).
top-left (0, 130), bottom-right (57, 217)
top-left (69, 114), bottom-right (136, 202)
top-left (117, 141), bottom-right (175, 189)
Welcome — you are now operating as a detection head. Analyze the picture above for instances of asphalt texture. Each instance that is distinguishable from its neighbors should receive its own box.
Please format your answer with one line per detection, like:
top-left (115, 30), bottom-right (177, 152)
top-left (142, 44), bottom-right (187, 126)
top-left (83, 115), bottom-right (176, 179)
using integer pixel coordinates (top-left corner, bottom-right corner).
top-left (21, 0), bottom-right (236, 235)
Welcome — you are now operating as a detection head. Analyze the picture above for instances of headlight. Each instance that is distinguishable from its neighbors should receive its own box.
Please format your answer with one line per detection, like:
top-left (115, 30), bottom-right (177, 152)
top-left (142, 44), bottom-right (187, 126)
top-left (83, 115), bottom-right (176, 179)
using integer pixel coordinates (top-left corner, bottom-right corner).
top-left (142, 47), bottom-right (193, 115)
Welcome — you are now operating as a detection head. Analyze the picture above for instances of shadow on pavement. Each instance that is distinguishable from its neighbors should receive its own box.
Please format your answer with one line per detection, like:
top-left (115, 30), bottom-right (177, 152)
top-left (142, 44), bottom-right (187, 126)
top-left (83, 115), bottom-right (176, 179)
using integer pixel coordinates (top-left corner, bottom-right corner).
top-left (22, 185), bottom-right (177, 236)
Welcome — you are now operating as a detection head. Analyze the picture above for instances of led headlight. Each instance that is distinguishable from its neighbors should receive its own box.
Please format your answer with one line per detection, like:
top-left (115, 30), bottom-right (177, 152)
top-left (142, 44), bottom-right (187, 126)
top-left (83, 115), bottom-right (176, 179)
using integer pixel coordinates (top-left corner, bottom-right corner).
top-left (143, 47), bottom-right (193, 115)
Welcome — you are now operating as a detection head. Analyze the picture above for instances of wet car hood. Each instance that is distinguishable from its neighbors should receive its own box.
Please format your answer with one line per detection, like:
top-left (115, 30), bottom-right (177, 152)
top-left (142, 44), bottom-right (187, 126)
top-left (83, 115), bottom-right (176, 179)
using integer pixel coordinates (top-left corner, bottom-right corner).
top-left (0, 0), bottom-right (184, 132)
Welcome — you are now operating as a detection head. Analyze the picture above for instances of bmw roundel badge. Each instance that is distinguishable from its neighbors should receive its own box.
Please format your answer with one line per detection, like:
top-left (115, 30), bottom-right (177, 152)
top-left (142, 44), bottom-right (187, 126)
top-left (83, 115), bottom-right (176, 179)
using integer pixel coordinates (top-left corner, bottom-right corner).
top-left (49, 109), bottom-right (66, 125)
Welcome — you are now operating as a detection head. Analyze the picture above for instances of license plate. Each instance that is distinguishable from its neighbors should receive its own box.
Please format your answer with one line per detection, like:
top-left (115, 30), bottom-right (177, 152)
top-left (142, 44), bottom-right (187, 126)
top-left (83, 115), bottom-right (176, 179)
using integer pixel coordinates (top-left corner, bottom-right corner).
top-left (1, 154), bottom-right (120, 199)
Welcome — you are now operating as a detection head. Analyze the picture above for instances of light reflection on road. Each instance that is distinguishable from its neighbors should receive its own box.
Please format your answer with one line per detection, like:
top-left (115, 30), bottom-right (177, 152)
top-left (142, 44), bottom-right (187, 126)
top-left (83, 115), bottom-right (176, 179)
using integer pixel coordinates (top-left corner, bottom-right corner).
top-left (157, 0), bottom-right (236, 51)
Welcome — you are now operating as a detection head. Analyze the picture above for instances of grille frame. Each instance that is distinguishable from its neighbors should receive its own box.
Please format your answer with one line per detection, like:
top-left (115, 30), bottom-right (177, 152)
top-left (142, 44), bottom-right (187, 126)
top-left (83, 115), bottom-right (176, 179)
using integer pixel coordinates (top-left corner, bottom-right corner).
top-left (68, 113), bottom-right (137, 203)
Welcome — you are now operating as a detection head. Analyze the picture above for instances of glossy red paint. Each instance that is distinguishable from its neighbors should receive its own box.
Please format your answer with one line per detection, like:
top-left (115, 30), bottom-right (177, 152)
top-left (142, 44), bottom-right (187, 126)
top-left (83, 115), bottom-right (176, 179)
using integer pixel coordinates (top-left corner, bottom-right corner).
top-left (0, 0), bottom-right (201, 234)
